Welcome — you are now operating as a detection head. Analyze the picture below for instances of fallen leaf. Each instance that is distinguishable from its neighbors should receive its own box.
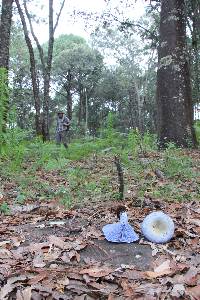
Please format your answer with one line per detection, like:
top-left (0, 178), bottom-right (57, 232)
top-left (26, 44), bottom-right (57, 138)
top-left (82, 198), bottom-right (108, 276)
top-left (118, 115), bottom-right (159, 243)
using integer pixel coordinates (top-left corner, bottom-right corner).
top-left (57, 277), bottom-right (70, 286)
top-left (80, 266), bottom-right (113, 277)
top-left (186, 285), bottom-right (200, 300)
top-left (120, 269), bottom-right (144, 280)
top-left (145, 260), bottom-right (172, 278)
top-left (184, 267), bottom-right (198, 286)
top-left (33, 251), bottom-right (46, 268)
top-left (16, 287), bottom-right (32, 300)
top-left (188, 219), bottom-right (200, 227)
top-left (28, 272), bottom-right (48, 285)
top-left (0, 248), bottom-right (12, 258)
top-left (0, 276), bottom-right (27, 300)
top-left (121, 279), bottom-right (139, 297)
top-left (0, 240), bottom-right (11, 247)
top-left (171, 284), bottom-right (185, 298)
top-left (154, 260), bottom-right (171, 273)
top-left (48, 235), bottom-right (67, 249)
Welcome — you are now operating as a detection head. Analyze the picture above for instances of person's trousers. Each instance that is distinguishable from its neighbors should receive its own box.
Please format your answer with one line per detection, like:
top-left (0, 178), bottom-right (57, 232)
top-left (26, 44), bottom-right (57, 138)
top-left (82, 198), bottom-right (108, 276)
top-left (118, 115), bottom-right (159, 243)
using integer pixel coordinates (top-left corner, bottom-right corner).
top-left (56, 130), bottom-right (68, 148)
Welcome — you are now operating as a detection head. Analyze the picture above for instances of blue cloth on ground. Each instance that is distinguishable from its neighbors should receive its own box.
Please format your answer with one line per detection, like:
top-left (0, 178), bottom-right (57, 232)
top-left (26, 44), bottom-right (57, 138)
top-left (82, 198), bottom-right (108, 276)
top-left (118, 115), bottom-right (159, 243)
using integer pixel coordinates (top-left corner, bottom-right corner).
top-left (102, 212), bottom-right (139, 243)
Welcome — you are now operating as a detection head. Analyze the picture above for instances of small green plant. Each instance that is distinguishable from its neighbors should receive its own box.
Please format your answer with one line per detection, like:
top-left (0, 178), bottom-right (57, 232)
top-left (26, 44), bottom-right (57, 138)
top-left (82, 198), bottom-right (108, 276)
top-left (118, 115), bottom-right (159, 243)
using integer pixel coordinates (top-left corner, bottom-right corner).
top-left (59, 190), bottom-right (72, 208)
top-left (0, 201), bottom-right (10, 214)
top-left (194, 121), bottom-right (200, 144)
top-left (0, 68), bottom-right (9, 151)
top-left (16, 193), bottom-right (26, 204)
top-left (163, 145), bottom-right (194, 179)
top-left (99, 176), bottom-right (111, 193)
top-left (127, 129), bottom-right (157, 156)
top-left (111, 191), bottom-right (121, 200)
top-left (86, 181), bottom-right (99, 192)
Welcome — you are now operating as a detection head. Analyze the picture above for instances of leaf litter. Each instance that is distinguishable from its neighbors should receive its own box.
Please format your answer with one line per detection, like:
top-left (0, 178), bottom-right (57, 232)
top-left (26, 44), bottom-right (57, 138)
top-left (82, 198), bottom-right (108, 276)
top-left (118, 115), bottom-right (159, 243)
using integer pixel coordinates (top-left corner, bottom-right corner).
top-left (0, 153), bottom-right (200, 299)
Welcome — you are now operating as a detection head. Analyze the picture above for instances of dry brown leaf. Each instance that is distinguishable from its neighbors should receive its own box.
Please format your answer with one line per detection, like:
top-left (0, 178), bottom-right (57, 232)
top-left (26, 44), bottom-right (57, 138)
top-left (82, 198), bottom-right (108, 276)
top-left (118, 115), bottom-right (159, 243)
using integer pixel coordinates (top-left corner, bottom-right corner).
top-left (145, 260), bottom-right (172, 278)
top-left (79, 266), bottom-right (113, 277)
top-left (0, 248), bottom-right (12, 258)
top-left (108, 295), bottom-right (115, 300)
top-left (65, 279), bottom-right (90, 294)
top-left (184, 267), bottom-right (198, 286)
top-left (76, 251), bottom-right (81, 262)
top-left (33, 251), bottom-right (46, 268)
top-left (28, 272), bottom-right (48, 285)
top-left (28, 242), bottom-right (50, 253)
top-left (16, 287), bottom-right (32, 300)
top-left (186, 285), bottom-right (200, 300)
top-left (57, 276), bottom-right (70, 286)
top-left (0, 240), bottom-right (11, 247)
top-left (121, 278), bottom-right (138, 297)
top-left (0, 275), bottom-right (27, 300)
top-left (154, 259), bottom-right (171, 273)
top-left (48, 235), bottom-right (67, 249)
top-left (171, 284), bottom-right (185, 298)
top-left (120, 269), bottom-right (144, 280)
top-left (188, 219), bottom-right (200, 227)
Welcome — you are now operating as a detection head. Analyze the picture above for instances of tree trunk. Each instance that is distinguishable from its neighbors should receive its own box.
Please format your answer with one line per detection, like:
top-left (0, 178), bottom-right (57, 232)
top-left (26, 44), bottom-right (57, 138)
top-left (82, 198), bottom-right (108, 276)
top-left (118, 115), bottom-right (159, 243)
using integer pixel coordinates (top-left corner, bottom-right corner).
top-left (78, 85), bottom-right (85, 125)
top-left (0, 0), bottom-right (13, 132)
top-left (191, 0), bottom-right (200, 104)
top-left (64, 70), bottom-right (72, 120)
top-left (0, 0), bottom-right (13, 69)
top-left (156, 0), bottom-right (197, 148)
top-left (42, 0), bottom-right (54, 141)
top-left (16, 0), bottom-right (41, 135)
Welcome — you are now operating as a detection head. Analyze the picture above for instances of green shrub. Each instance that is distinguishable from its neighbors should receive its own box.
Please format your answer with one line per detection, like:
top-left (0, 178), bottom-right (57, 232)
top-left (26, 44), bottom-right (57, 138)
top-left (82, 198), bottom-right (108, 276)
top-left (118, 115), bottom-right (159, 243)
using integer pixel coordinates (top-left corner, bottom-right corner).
top-left (0, 68), bottom-right (9, 150)
top-left (194, 121), bottom-right (200, 144)
top-left (127, 129), bottom-right (157, 155)
top-left (0, 202), bottom-right (10, 214)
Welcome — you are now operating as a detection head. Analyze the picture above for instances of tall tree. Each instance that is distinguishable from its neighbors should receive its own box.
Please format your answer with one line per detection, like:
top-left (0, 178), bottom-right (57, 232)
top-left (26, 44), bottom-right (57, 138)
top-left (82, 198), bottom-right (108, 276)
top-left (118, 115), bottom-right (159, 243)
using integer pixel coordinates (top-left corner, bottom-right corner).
top-left (17, 0), bottom-right (65, 141)
top-left (15, 0), bottom-right (41, 135)
top-left (53, 35), bottom-right (103, 128)
top-left (0, 0), bottom-right (14, 132)
top-left (156, 0), bottom-right (197, 147)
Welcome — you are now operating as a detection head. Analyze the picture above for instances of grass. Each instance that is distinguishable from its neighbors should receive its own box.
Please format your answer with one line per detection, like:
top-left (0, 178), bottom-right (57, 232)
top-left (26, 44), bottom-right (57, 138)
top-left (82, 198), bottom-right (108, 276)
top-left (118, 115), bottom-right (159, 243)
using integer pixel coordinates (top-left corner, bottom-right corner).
top-left (0, 127), bottom-right (199, 213)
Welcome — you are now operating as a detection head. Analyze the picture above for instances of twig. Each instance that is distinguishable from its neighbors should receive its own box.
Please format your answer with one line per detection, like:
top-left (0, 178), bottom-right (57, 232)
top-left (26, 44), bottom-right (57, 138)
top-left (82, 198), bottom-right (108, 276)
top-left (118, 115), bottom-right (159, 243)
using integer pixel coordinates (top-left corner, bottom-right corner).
top-left (114, 156), bottom-right (124, 200)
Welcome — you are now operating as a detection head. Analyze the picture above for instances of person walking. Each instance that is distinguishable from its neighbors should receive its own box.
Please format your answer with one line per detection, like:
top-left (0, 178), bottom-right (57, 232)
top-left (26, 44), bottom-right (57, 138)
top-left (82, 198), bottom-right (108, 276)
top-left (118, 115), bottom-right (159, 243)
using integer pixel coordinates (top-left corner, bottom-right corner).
top-left (56, 111), bottom-right (70, 148)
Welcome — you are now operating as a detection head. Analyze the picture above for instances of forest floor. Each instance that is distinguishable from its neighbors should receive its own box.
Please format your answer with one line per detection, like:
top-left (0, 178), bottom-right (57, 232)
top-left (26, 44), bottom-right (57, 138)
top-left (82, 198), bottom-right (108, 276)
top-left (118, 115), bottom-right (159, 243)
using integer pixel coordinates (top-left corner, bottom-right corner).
top-left (0, 141), bottom-right (200, 299)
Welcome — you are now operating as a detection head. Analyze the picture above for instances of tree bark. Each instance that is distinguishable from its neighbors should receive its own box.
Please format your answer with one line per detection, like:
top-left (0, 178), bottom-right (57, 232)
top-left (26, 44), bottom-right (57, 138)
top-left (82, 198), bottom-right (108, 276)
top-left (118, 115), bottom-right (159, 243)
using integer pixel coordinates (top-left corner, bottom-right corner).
top-left (156, 0), bottom-right (197, 148)
top-left (0, 0), bottom-right (13, 69)
top-left (191, 0), bottom-right (200, 103)
top-left (16, 0), bottom-right (41, 135)
top-left (63, 70), bottom-right (72, 120)
top-left (0, 0), bottom-right (14, 132)
top-left (78, 84), bottom-right (85, 125)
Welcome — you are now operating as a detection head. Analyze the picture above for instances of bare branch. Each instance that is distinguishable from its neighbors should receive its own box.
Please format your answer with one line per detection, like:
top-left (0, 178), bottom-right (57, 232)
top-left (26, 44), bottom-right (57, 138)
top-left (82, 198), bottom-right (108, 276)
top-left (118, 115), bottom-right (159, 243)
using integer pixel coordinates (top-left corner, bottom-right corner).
top-left (47, 0), bottom-right (54, 71)
top-left (53, 0), bottom-right (66, 33)
top-left (23, 0), bottom-right (45, 71)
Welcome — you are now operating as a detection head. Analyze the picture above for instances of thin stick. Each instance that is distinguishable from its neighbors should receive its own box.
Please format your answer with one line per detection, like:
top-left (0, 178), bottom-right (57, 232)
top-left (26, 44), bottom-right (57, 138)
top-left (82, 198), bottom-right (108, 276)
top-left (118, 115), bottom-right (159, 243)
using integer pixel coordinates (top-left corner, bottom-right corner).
top-left (114, 156), bottom-right (124, 200)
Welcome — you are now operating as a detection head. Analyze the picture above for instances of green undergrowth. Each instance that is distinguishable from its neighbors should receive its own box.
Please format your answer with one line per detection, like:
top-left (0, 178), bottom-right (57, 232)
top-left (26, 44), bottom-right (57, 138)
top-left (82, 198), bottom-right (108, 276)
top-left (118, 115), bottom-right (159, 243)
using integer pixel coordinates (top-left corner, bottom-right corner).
top-left (0, 128), bottom-right (199, 212)
top-left (194, 121), bottom-right (200, 144)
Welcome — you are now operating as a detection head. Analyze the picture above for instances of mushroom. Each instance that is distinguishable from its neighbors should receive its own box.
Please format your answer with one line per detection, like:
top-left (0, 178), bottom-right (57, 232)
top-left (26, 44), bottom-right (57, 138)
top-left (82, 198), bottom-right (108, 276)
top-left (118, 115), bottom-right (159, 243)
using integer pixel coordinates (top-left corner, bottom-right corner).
top-left (141, 211), bottom-right (174, 243)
